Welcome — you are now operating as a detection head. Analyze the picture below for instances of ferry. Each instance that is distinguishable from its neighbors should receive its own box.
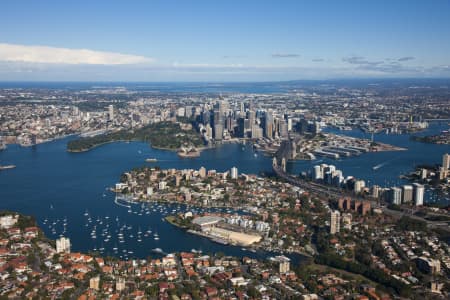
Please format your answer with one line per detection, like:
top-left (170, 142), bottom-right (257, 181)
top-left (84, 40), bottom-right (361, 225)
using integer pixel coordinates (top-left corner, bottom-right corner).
top-left (146, 158), bottom-right (158, 162)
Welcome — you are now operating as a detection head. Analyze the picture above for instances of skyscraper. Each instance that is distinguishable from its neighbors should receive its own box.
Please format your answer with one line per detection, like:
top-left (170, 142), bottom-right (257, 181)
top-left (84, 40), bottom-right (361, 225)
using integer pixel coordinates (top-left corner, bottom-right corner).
top-left (240, 102), bottom-right (245, 115)
top-left (213, 110), bottom-right (224, 141)
top-left (264, 110), bottom-right (273, 139)
top-left (247, 110), bottom-right (255, 126)
top-left (108, 104), bottom-right (114, 121)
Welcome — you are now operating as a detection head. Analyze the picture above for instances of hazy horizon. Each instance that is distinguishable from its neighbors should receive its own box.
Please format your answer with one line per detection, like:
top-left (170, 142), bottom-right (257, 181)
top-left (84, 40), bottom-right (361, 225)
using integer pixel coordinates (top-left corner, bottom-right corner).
top-left (1, 1), bottom-right (450, 81)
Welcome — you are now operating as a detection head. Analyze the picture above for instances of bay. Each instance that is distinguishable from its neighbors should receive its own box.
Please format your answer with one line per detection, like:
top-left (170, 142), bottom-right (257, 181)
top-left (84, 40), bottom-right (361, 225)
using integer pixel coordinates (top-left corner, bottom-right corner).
top-left (0, 121), bottom-right (448, 262)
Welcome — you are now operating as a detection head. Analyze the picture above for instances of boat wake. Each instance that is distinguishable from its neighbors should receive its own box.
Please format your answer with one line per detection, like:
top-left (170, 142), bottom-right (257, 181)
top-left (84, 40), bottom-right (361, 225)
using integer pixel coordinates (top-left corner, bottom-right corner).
top-left (372, 163), bottom-right (386, 170)
top-left (373, 157), bottom-right (398, 170)
top-left (151, 248), bottom-right (165, 255)
top-left (114, 196), bottom-right (131, 208)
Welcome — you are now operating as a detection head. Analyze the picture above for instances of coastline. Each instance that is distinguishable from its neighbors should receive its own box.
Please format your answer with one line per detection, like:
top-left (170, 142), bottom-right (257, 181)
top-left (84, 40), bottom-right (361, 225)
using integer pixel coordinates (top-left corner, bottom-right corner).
top-left (164, 214), bottom-right (313, 258)
top-left (68, 139), bottom-right (206, 154)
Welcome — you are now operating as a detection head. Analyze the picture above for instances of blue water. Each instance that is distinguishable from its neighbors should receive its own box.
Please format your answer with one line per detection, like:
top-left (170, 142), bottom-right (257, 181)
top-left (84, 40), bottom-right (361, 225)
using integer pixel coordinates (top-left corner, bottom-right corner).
top-left (2, 79), bottom-right (449, 93)
top-left (0, 139), bottom-right (291, 262)
top-left (0, 122), bottom-right (448, 262)
top-left (286, 122), bottom-right (450, 205)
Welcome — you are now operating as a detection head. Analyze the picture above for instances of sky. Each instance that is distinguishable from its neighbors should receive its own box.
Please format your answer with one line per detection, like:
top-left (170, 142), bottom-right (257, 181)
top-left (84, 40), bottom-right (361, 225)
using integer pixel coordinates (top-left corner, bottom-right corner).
top-left (0, 0), bottom-right (449, 82)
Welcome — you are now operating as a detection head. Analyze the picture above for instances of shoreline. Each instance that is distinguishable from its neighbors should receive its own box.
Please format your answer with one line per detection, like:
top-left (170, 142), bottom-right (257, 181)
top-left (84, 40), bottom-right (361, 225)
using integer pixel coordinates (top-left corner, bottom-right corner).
top-left (165, 215), bottom-right (313, 257)
top-left (114, 193), bottom-right (246, 210)
top-left (67, 138), bottom-right (207, 154)
top-left (67, 139), bottom-right (129, 153)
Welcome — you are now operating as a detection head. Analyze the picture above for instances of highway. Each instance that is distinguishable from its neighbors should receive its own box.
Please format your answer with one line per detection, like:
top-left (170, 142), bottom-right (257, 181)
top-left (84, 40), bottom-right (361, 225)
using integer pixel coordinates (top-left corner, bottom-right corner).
top-left (273, 165), bottom-right (450, 233)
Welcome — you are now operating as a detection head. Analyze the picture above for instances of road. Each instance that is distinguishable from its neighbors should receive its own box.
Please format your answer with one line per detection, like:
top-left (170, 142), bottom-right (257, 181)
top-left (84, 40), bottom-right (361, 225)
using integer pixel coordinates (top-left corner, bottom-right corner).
top-left (273, 165), bottom-right (450, 233)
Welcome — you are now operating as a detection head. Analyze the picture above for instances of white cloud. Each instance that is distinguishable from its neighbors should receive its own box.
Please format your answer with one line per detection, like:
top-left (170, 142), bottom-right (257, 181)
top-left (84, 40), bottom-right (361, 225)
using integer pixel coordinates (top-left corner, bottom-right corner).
top-left (0, 43), bottom-right (153, 65)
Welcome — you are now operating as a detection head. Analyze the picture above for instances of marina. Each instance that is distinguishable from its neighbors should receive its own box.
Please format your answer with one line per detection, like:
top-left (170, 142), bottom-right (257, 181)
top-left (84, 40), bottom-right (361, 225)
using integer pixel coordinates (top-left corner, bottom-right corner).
top-left (0, 122), bottom-right (448, 261)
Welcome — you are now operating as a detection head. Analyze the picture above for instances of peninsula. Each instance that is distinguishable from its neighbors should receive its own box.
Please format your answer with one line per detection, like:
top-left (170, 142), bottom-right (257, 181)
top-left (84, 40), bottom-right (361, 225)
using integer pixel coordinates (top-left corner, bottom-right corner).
top-left (67, 121), bottom-right (204, 153)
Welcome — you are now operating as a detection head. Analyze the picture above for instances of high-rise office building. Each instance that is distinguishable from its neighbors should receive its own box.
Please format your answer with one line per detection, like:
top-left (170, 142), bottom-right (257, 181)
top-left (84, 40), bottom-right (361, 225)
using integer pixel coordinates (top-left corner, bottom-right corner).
top-left (247, 110), bottom-right (256, 126)
top-left (287, 117), bottom-right (292, 132)
top-left (202, 110), bottom-right (211, 125)
top-left (214, 124), bottom-right (223, 140)
top-left (213, 109), bottom-right (224, 141)
top-left (264, 111), bottom-right (273, 139)
top-left (240, 102), bottom-right (245, 115)
top-left (251, 124), bottom-right (263, 139)
top-left (108, 105), bottom-right (114, 121)
top-left (278, 120), bottom-right (288, 138)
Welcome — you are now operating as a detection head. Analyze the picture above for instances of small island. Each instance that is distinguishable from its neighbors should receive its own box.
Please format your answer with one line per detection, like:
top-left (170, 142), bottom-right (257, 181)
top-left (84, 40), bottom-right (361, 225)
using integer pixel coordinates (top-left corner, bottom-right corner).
top-left (67, 121), bottom-right (205, 153)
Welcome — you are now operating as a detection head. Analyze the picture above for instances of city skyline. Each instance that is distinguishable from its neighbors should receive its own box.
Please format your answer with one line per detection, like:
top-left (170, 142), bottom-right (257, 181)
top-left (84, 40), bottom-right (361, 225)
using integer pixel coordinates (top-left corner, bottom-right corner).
top-left (1, 0), bottom-right (450, 81)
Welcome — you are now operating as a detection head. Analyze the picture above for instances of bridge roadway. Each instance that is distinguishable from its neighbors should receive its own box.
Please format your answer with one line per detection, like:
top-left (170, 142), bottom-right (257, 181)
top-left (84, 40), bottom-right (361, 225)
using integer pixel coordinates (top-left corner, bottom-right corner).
top-left (272, 165), bottom-right (450, 233)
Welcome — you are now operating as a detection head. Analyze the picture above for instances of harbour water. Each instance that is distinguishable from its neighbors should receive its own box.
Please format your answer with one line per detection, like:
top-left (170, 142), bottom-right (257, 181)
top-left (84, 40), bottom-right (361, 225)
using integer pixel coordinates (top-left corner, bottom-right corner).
top-left (0, 122), bottom-right (448, 261)
top-left (0, 138), bottom-right (283, 261)
top-left (287, 122), bottom-right (450, 205)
